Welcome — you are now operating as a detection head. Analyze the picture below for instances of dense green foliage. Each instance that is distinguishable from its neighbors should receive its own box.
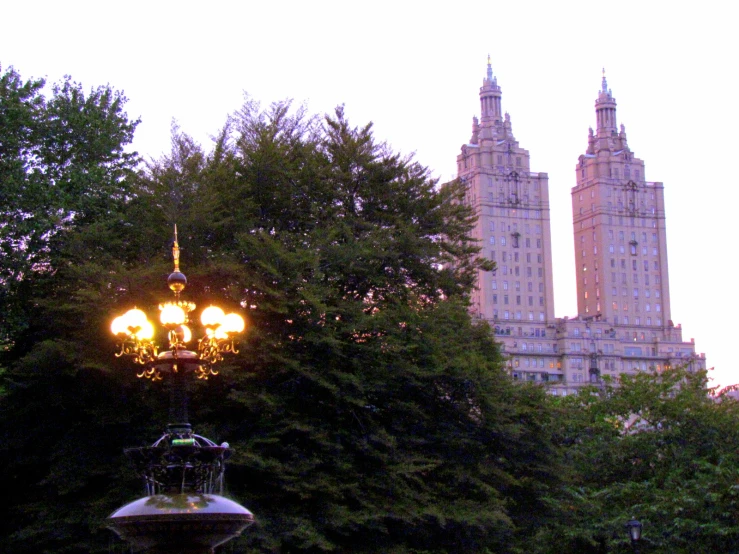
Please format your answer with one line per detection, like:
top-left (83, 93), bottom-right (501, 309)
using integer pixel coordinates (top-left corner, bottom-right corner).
top-left (535, 369), bottom-right (739, 554)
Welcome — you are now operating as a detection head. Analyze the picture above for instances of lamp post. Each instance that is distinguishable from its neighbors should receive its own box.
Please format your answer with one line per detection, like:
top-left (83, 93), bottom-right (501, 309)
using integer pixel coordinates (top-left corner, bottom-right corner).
top-left (625, 518), bottom-right (642, 553)
top-left (107, 228), bottom-right (253, 554)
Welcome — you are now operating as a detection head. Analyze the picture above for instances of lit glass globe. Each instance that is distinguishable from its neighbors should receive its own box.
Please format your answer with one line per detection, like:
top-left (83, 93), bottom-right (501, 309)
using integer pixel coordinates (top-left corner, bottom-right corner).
top-left (111, 316), bottom-right (128, 336)
top-left (201, 306), bottom-right (225, 327)
top-left (176, 324), bottom-right (192, 343)
top-left (124, 308), bottom-right (148, 330)
top-left (160, 303), bottom-right (186, 326)
top-left (222, 313), bottom-right (245, 334)
top-left (135, 320), bottom-right (155, 341)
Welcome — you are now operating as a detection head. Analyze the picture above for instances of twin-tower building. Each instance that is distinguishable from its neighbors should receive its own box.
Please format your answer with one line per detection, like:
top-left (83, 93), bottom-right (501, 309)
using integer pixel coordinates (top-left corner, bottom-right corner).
top-left (457, 59), bottom-right (705, 393)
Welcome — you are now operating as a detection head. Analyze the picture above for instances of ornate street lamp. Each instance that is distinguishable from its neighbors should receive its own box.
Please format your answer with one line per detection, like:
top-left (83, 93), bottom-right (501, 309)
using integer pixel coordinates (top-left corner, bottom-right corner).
top-left (107, 229), bottom-right (253, 554)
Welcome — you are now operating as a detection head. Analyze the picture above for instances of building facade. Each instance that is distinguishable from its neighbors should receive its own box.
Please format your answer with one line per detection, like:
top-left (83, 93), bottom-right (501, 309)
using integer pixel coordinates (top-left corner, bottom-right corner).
top-left (457, 60), bottom-right (705, 394)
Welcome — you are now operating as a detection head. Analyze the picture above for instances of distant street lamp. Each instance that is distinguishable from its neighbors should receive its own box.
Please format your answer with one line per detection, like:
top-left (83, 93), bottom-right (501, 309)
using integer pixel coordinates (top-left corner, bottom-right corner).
top-left (625, 518), bottom-right (643, 553)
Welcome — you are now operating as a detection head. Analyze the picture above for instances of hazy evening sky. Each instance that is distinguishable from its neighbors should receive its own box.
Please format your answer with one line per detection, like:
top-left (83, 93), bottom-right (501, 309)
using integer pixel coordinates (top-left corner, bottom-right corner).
top-left (2, 1), bottom-right (735, 386)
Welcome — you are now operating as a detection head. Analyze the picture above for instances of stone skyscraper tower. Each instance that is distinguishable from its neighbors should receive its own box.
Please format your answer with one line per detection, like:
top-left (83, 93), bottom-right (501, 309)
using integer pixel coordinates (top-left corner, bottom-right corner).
top-left (457, 57), bottom-right (556, 330)
top-left (573, 72), bottom-right (672, 328)
top-left (456, 60), bottom-right (705, 393)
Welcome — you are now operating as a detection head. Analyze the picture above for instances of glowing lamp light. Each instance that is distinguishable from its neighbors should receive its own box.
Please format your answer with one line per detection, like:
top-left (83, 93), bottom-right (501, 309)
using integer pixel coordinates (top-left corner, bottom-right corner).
top-left (160, 303), bottom-right (186, 326)
top-left (176, 324), bottom-right (192, 344)
top-left (125, 308), bottom-right (149, 329)
top-left (201, 306), bottom-right (226, 328)
top-left (112, 309), bottom-right (151, 337)
top-left (222, 313), bottom-right (246, 334)
top-left (111, 228), bottom-right (245, 379)
top-left (111, 315), bottom-right (128, 336)
top-left (134, 320), bottom-right (155, 341)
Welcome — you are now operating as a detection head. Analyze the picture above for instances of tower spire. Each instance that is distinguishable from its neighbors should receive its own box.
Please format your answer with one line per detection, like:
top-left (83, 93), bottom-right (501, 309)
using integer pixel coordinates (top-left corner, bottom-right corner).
top-left (595, 68), bottom-right (617, 137)
top-left (480, 55), bottom-right (502, 124)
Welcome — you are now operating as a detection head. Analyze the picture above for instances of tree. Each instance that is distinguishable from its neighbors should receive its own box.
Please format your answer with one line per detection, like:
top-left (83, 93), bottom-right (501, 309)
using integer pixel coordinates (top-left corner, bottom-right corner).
top-left (0, 65), bottom-right (139, 351)
top-left (1, 85), bottom-right (560, 552)
top-left (138, 101), bottom-right (556, 553)
top-left (0, 66), bottom-right (145, 553)
top-left (532, 368), bottom-right (739, 554)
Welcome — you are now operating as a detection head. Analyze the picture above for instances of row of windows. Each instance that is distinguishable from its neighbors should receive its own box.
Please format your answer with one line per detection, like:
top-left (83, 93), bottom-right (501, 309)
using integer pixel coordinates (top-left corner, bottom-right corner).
top-left (469, 154), bottom-right (525, 168)
top-left (577, 185), bottom-right (654, 202)
top-left (493, 281), bottom-right (545, 293)
top-left (613, 316), bottom-right (662, 326)
top-left (494, 310), bottom-right (546, 321)
top-left (584, 246), bottom-right (660, 258)
top-left (579, 216), bottom-right (659, 230)
top-left (490, 250), bottom-right (544, 264)
top-left (607, 244), bottom-right (659, 256)
top-left (608, 231), bottom-right (658, 243)
top-left (610, 272), bottom-right (661, 285)
top-left (486, 208), bottom-right (544, 225)
top-left (493, 264), bottom-right (545, 278)
top-left (489, 236), bottom-right (543, 249)
top-left (578, 231), bottom-right (658, 245)
top-left (494, 326), bottom-right (547, 338)
top-left (487, 175), bottom-right (541, 191)
top-left (584, 286), bottom-right (661, 300)
top-left (610, 259), bottom-right (660, 272)
top-left (520, 342), bottom-right (545, 352)
top-left (608, 287), bottom-right (660, 299)
top-left (489, 193), bottom-right (541, 203)
top-left (492, 295), bottom-right (545, 307)
top-left (611, 302), bottom-right (661, 312)
top-left (606, 201), bottom-right (656, 213)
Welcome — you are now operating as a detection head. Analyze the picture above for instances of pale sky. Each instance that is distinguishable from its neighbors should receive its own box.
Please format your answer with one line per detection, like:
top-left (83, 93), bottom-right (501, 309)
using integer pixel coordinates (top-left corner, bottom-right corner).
top-left (2, 1), bottom-right (736, 387)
